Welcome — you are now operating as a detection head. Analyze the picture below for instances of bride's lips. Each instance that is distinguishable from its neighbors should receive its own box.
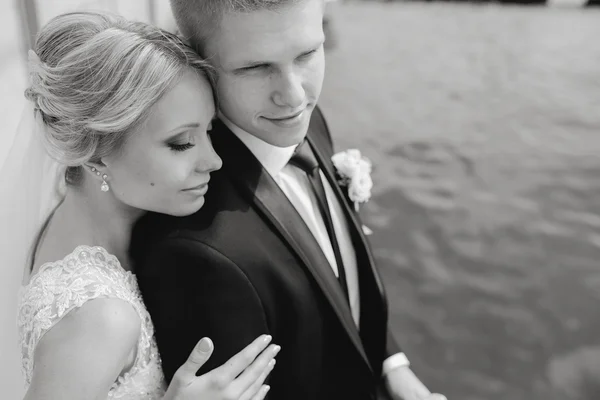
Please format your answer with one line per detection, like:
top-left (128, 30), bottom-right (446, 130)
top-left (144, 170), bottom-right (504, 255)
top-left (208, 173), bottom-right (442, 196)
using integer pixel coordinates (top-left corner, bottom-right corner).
top-left (183, 182), bottom-right (209, 195)
top-left (262, 109), bottom-right (306, 128)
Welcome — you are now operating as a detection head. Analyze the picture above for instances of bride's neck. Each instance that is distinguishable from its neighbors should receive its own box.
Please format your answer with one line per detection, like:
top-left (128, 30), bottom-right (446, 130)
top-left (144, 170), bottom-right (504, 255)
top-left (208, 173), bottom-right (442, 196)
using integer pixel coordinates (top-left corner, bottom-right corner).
top-left (58, 180), bottom-right (146, 269)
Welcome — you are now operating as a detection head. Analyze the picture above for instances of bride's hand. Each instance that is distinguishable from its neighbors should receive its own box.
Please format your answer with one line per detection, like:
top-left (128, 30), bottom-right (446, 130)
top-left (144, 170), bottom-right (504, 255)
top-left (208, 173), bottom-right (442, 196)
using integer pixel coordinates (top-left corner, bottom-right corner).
top-left (163, 335), bottom-right (280, 400)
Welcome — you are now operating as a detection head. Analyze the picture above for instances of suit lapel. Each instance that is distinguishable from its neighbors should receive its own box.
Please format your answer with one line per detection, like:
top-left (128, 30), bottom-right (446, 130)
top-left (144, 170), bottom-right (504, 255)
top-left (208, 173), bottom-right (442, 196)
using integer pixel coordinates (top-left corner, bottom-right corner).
top-left (307, 131), bottom-right (390, 375)
top-left (306, 133), bottom-right (387, 305)
top-left (212, 121), bottom-right (372, 372)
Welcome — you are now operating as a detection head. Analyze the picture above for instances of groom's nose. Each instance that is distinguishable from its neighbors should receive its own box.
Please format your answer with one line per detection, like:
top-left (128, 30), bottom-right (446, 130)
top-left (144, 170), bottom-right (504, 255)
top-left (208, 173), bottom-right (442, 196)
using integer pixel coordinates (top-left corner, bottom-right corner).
top-left (272, 69), bottom-right (305, 109)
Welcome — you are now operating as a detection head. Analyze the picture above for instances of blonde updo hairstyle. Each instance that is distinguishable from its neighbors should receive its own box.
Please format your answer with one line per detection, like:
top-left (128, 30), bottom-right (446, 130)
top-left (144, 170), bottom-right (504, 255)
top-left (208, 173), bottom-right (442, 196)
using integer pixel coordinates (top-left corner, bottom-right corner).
top-left (25, 11), bottom-right (215, 185)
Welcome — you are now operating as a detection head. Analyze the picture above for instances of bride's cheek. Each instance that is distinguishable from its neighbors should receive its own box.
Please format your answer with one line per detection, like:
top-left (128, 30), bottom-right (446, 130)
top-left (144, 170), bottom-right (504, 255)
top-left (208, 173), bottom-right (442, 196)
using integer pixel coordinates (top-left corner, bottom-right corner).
top-left (164, 170), bottom-right (189, 191)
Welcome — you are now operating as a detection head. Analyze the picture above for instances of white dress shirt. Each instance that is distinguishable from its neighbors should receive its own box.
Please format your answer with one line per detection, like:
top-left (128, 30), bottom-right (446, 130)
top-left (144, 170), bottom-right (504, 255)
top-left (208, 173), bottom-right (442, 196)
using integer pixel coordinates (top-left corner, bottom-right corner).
top-left (221, 116), bottom-right (409, 376)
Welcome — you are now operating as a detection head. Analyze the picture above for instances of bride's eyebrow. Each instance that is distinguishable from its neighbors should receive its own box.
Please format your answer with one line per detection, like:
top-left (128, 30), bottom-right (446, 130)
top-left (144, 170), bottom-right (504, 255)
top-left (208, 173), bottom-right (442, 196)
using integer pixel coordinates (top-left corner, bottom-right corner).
top-left (171, 123), bottom-right (200, 132)
top-left (164, 123), bottom-right (200, 139)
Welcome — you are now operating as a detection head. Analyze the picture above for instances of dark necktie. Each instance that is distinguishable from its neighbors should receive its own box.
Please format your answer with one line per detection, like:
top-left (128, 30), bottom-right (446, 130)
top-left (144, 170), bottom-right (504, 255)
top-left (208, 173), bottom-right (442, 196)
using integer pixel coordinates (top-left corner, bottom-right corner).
top-left (288, 139), bottom-right (350, 302)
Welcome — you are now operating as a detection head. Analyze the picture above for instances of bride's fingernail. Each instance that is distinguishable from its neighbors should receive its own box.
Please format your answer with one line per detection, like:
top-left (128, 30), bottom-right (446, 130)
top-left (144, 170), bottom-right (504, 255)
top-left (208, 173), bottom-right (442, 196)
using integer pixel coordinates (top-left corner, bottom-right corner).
top-left (268, 359), bottom-right (276, 368)
top-left (263, 335), bottom-right (272, 343)
top-left (272, 345), bottom-right (281, 354)
top-left (263, 385), bottom-right (271, 394)
top-left (198, 338), bottom-right (212, 353)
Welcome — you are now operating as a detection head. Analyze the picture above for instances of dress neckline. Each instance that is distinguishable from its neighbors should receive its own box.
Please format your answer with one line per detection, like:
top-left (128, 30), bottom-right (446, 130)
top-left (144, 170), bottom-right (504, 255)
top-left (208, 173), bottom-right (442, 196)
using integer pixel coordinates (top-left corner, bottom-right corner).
top-left (23, 245), bottom-right (133, 290)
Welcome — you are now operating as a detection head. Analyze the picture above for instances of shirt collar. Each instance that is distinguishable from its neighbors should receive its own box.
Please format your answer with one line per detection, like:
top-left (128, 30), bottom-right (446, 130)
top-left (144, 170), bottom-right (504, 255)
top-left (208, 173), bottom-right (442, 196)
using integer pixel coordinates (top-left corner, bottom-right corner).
top-left (219, 113), bottom-right (298, 177)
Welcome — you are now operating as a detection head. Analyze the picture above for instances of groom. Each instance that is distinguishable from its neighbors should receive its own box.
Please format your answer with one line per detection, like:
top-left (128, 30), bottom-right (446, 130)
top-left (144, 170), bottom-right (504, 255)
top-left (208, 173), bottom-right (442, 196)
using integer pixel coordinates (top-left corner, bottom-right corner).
top-left (132, 0), bottom-right (444, 399)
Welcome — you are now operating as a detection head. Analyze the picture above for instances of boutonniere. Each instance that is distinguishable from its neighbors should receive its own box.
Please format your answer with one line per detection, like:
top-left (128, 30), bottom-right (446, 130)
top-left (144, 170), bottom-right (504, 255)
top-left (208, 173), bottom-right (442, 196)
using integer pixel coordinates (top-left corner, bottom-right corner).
top-left (331, 149), bottom-right (373, 211)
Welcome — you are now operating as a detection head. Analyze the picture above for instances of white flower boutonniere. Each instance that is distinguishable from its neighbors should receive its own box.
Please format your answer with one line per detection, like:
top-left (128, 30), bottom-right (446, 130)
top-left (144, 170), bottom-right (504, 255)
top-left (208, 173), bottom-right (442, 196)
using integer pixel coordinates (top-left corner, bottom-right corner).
top-left (331, 149), bottom-right (373, 211)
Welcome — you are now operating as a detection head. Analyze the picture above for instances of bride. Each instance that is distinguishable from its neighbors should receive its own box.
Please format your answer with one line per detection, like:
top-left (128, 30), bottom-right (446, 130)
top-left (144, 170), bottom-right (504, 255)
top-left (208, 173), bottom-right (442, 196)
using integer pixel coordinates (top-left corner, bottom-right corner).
top-left (0, 11), bottom-right (278, 400)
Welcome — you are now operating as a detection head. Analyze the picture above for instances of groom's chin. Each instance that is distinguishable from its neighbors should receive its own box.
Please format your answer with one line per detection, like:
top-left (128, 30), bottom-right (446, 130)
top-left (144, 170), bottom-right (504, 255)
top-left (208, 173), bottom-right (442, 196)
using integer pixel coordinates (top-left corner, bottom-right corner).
top-left (255, 109), bottom-right (313, 147)
top-left (261, 123), bottom-right (311, 148)
top-left (274, 131), bottom-right (308, 148)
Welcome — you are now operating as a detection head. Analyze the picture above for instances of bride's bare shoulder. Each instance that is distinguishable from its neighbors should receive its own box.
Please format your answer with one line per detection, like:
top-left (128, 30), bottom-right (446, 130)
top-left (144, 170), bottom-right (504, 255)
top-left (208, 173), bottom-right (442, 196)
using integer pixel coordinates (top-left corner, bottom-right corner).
top-left (29, 208), bottom-right (94, 279)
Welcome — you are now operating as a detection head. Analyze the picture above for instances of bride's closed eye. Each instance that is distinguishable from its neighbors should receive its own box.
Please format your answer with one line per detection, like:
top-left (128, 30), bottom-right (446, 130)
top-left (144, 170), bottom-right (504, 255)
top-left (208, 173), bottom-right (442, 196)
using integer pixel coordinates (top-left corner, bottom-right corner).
top-left (165, 123), bottom-right (204, 152)
top-left (166, 117), bottom-right (214, 152)
top-left (168, 132), bottom-right (196, 151)
top-left (167, 130), bottom-right (197, 152)
top-left (169, 142), bottom-right (195, 152)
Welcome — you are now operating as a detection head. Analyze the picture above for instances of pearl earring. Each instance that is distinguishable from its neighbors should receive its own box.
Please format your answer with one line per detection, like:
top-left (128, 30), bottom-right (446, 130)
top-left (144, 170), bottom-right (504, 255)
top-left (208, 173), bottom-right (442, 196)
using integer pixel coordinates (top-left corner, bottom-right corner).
top-left (91, 167), bottom-right (109, 192)
top-left (101, 174), bottom-right (109, 192)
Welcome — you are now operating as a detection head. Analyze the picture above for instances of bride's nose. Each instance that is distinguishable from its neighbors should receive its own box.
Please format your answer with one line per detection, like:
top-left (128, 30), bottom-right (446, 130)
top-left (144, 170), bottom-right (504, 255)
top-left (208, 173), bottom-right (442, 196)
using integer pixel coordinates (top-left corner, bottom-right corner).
top-left (195, 135), bottom-right (222, 174)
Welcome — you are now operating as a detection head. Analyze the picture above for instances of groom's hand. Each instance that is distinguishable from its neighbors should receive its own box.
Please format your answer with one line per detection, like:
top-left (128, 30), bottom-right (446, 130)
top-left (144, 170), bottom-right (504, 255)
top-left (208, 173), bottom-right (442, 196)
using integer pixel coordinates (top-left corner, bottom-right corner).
top-left (384, 366), bottom-right (447, 400)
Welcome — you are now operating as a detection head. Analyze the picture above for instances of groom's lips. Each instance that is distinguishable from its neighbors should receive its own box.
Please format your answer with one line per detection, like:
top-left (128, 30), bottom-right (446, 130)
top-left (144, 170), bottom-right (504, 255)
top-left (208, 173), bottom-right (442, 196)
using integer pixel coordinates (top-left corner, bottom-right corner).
top-left (263, 109), bottom-right (306, 128)
top-left (270, 109), bottom-right (304, 120)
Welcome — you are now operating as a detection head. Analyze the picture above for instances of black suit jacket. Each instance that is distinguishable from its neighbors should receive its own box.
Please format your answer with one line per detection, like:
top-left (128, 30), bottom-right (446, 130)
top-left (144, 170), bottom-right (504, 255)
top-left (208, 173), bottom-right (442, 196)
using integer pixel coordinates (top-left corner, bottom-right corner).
top-left (131, 107), bottom-right (401, 400)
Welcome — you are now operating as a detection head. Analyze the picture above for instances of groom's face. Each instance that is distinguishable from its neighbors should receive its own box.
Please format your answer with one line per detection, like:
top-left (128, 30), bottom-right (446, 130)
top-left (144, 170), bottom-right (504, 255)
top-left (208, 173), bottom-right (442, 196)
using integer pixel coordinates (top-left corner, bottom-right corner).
top-left (206, 0), bottom-right (326, 147)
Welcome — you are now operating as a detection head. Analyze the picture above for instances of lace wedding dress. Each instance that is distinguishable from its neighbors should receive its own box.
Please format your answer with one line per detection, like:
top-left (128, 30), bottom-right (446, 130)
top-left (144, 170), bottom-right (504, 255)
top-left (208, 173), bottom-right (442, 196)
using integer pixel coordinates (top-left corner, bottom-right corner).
top-left (17, 245), bottom-right (166, 399)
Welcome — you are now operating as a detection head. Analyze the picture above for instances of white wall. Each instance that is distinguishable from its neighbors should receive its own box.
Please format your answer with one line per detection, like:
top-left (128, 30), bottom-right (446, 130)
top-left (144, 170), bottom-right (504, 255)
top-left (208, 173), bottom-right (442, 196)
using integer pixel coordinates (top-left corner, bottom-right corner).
top-left (0, 2), bottom-right (176, 398)
top-left (0, 0), bottom-right (176, 167)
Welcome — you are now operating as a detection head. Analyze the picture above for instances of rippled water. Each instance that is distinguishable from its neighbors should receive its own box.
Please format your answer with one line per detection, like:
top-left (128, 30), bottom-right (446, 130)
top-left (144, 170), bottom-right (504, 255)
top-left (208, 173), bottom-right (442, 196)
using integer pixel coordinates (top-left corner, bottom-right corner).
top-left (320, 3), bottom-right (600, 399)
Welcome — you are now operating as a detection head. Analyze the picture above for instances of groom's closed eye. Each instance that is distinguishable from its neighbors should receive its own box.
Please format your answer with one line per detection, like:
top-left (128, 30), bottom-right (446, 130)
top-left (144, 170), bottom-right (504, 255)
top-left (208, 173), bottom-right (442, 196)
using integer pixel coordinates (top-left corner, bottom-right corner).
top-left (236, 63), bottom-right (269, 74)
top-left (297, 49), bottom-right (318, 61)
top-left (234, 46), bottom-right (322, 74)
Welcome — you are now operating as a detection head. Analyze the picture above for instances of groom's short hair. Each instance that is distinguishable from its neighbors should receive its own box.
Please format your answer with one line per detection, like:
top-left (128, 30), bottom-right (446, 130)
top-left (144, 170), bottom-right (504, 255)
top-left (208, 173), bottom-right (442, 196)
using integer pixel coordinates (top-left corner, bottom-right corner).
top-left (170, 0), bottom-right (300, 56)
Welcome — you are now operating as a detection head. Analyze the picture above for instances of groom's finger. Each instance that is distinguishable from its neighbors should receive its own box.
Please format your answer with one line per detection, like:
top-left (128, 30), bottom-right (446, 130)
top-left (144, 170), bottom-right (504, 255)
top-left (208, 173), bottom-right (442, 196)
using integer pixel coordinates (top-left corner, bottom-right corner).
top-left (215, 334), bottom-right (272, 381)
top-left (176, 337), bottom-right (214, 380)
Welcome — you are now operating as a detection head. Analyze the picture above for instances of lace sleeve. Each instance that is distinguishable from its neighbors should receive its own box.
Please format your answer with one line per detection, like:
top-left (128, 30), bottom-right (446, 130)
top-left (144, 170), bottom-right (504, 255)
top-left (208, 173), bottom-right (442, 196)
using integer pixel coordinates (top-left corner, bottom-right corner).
top-left (17, 246), bottom-right (144, 386)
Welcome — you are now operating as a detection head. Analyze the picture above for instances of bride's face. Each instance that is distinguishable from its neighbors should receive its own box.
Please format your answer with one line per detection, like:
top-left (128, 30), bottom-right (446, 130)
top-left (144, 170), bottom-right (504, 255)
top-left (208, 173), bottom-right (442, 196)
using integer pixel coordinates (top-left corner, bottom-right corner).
top-left (101, 71), bottom-right (222, 216)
